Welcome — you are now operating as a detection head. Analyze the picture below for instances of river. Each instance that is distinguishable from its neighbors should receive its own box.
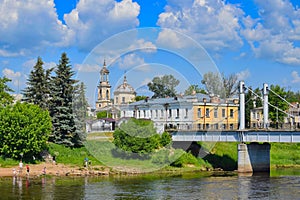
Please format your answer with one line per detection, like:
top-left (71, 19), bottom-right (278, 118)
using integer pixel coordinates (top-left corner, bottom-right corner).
top-left (0, 169), bottom-right (299, 199)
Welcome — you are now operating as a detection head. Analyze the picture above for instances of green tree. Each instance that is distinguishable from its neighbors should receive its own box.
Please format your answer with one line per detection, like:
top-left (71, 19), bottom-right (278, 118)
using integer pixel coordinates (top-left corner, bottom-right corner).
top-left (73, 82), bottom-right (89, 145)
top-left (0, 76), bottom-right (14, 107)
top-left (97, 110), bottom-right (112, 119)
top-left (22, 57), bottom-right (53, 110)
top-left (49, 52), bottom-right (82, 147)
top-left (184, 84), bottom-right (206, 95)
top-left (0, 102), bottom-right (52, 160)
top-left (268, 85), bottom-right (289, 124)
top-left (134, 95), bottom-right (148, 101)
top-left (147, 75), bottom-right (179, 98)
top-left (113, 119), bottom-right (170, 154)
top-left (201, 72), bottom-right (238, 98)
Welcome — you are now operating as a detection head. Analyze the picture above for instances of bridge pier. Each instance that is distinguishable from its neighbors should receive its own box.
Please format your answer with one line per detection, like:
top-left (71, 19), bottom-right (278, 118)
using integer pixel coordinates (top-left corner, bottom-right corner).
top-left (238, 143), bottom-right (271, 173)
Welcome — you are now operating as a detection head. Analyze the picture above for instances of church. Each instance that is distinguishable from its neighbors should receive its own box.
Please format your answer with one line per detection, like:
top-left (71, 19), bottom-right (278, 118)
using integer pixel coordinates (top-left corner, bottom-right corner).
top-left (95, 61), bottom-right (136, 119)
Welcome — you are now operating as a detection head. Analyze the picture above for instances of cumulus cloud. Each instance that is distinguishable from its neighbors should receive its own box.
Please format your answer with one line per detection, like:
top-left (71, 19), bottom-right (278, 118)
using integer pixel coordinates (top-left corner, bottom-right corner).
top-left (236, 69), bottom-right (251, 81)
top-left (118, 54), bottom-right (145, 69)
top-left (2, 68), bottom-right (21, 86)
top-left (74, 63), bottom-right (100, 73)
top-left (291, 71), bottom-right (300, 83)
top-left (0, 0), bottom-right (73, 56)
top-left (241, 0), bottom-right (300, 65)
top-left (64, 0), bottom-right (140, 51)
top-left (157, 0), bottom-right (244, 51)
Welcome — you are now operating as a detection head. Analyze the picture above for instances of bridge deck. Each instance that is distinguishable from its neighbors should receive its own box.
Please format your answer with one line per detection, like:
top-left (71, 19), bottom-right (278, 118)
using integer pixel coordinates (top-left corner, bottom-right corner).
top-left (171, 130), bottom-right (300, 143)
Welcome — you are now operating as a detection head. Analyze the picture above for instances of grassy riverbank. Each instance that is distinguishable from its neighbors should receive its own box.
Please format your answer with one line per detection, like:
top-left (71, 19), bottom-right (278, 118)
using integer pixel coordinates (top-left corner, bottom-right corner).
top-left (1, 141), bottom-right (299, 173)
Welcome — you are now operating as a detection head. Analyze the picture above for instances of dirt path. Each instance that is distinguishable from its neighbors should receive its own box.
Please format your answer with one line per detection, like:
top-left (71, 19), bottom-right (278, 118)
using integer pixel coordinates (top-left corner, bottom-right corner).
top-left (0, 162), bottom-right (101, 177)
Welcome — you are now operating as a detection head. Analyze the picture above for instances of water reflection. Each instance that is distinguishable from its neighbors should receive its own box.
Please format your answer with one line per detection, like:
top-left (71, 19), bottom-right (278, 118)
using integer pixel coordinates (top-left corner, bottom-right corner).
top-left (0, 169), bottom-right (299, 199)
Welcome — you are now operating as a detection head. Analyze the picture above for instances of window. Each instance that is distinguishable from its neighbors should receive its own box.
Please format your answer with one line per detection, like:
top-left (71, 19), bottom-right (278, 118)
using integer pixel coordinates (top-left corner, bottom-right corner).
top-left (143, 110), bottom-right (146, 118)
top-left (205, 123), bottom-right (210, 129)
top-left (197, 108), bottom-right (201, 118)
top-left (155, 110), bottom-right (158, 118)
top-left (122, 97), bottom-right (125, 103)
top-left (169, 109), bottom-right (172, 118)
top-left (197, 123), bottom-right (202, 130)
top-left (222, 109), bottom-right (226, 118)
top-left (206, 108), bottom-right (210, 117)
top-left (116, 97), bottom-right (118, 104)
top-left (214, 108), bottom-right (218, 118)
top-left (150, 110), bottom-right (152, 118)
top-left (230, 123), bottom-right (234, 130)
top-left (161, 109), bottom-right (164, 118)
top-left (133, 110), bottom-right (136, 117)
top-left (230, 109), bottom-right (234, 118)
top-left (185, 108), bottom-right (188, 118)
top-left (176, 109), bottom-right (180, 118)
top-left (214, 123), bottom-right (218, 130)
top-left (222, 124), bottom-right (226, 129)
top-left (138, 110), bottom-right (141, 118)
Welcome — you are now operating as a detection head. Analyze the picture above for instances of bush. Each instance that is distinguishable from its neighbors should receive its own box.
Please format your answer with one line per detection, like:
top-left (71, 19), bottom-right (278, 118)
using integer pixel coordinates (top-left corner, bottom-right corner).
top-left (171, 152), bottom-right (199, 167)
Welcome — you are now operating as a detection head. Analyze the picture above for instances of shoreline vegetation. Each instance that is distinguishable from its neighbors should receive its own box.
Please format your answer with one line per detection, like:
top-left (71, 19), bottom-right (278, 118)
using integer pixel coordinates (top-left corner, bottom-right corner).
top-left (1, 141), bottom-right (300, 178)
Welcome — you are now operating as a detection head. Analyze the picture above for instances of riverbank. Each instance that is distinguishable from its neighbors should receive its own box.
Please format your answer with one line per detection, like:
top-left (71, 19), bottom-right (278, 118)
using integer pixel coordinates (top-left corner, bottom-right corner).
top-left (0, 162), bottom-right (110, 177)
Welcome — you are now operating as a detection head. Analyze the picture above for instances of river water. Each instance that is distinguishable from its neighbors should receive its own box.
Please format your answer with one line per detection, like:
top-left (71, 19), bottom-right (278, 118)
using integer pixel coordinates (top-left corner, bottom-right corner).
top-left (0, 169), bottom-right (299, 199)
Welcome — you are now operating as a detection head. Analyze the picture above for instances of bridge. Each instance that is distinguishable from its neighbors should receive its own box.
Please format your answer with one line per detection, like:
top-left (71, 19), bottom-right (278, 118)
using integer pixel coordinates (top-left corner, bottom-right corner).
top-left (170, 81), bottom-right (300, 173)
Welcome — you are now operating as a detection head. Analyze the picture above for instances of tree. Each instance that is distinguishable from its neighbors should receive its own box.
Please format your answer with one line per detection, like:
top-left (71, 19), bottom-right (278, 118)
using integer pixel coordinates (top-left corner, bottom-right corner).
top-left (147, 75), bottom-right (179, 98)
top-left (268, 85), bottom-right (289, 124)
top-left (134, 95), bottom-right (148, 101)
top-left (201, 72), bottom-right (238, 98)
top-left (113, 118), bottom-right (171, 154)
top-left (0, 102), bottom-right (52, 160)
top-left (0, 76), bottom-right (14, 107)
top-left (49, 52), bottom-right (82, 147)
top-left (73, 82), bottom-right (89, 144)
top-left (97, 111), bottom-right (112, 119)
top-left (22, 57), bottom-right (53, 110)
top-left (184, 84), bottom-right (206, 95)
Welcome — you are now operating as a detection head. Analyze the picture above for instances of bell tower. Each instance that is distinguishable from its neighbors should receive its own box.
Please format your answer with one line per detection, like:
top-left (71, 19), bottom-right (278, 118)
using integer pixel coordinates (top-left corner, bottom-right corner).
top-left (96, 60), bottom-right (111, 109)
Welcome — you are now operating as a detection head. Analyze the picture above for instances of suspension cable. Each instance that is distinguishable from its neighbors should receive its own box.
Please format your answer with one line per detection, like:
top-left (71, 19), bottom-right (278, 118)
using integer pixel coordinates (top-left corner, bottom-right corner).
top-left (268, 88), bottom-right (297, 108)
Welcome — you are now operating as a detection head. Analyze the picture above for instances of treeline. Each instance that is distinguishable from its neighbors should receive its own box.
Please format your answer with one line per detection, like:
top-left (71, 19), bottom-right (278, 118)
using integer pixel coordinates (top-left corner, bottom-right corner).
top-left (0, 53), bottom-right (88, 161)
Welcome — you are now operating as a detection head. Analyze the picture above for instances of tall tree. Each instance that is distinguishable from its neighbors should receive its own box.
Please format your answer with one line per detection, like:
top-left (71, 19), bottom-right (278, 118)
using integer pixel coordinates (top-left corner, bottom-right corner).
top-left (147, 75), bottom-right (179, 98)
top-left (268, 85), bottom-right (289, 124)
top-left (184, 84), bottom-right (206, 95)
top-left (0, 76), bottom-right (14, 107)
top-left (49, 52), bottom-right (81, 147)
top-left (73, 82), bottom-right (88, 144)
top-left (201, 72), bottom-right (238, 98)
top-left (22, 57), bottom-right (53, 110)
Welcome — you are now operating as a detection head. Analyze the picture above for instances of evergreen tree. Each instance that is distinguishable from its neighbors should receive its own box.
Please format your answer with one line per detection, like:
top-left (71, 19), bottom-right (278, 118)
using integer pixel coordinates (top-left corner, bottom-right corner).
top-left (49, 52), bottom-right (81, 147)
top-left (73, 82), bottom-right (89, 145)
top-left (22, 57), bottom-right (53, 110)
top-left (0, 76), bottom-right (14, 107)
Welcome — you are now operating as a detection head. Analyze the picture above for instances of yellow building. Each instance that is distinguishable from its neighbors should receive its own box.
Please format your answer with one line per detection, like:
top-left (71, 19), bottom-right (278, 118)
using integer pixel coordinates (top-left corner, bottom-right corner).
top-left (250, 107), bottom-right (264, 128)
top-left (193, 96), bottom-right (239, 130)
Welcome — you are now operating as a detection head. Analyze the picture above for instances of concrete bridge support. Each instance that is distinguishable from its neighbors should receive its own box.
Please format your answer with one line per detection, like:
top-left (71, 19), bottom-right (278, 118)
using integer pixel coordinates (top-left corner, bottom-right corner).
top-left (238, 143), bottom-right (271, 173)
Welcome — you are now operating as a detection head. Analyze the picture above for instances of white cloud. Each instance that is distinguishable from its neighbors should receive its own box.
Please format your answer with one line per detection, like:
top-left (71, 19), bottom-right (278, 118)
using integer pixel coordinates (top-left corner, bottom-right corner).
top-left (236, 69), bottom-right (251, 81)
top-left (74, 63), bottom-right (100, 73)
top-left (157, 0), bottom-right (244, 52)
top-left (157, 29), bottom-right (190, 49)
top-left (128, 39), bottom-right (157, 53)
top-left (0, 0), bottom-right (73, 56)
top-left (241, 0), bottom-right (300, 65)
top-left (2, 68), bottom-right (21, 86)
top-left (118, 54), bottom-right (145, 69)
top-left (64, 0), bottom-right (140, 51)
top-left (291, 71), bottom-right (300, 83)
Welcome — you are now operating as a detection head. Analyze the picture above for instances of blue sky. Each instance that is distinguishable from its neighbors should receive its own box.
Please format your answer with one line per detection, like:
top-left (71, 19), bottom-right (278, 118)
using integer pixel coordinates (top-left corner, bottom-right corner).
top-left (1, 0), bottom-right (300, 106)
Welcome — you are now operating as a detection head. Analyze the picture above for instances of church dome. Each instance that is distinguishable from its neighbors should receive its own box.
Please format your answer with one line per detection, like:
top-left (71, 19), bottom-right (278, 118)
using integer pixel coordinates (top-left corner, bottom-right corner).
top-left (114, 76), bottom-right (135, 94)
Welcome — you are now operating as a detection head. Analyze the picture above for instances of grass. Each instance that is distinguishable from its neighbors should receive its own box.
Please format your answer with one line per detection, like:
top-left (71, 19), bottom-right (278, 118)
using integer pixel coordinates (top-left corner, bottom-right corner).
top-left (47, 143), bottom-right (103, 166)
top-left (270, 143), bottom-right (300, 167)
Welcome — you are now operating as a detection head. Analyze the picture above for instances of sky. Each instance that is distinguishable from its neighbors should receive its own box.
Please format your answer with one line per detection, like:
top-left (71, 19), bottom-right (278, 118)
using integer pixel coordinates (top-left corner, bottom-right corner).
top-left (1, 0), bottom-right (300, 107)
